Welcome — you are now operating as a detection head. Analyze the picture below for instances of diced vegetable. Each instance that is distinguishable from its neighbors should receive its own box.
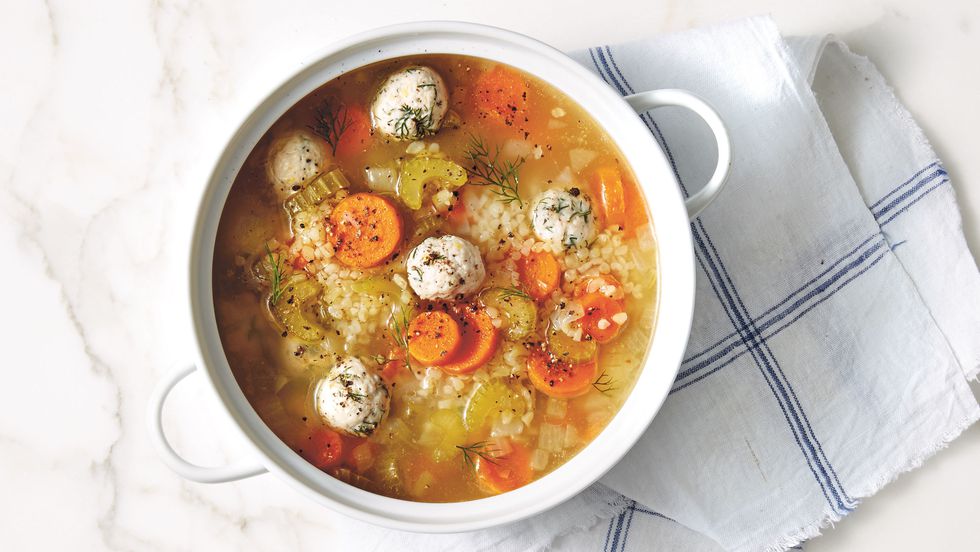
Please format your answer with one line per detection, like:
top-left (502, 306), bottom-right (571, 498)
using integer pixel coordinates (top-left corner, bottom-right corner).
top-left (409, 214), bottom-right (443, 247)
top-left (410, 470), bottom-right (435, 498)
top-left (530, 448), bottom-right (550, 471)
top-left (328, 193), bottom-right (404, 268)
top-left (270, 278), bottom-right (325, 341)
top-left (283, 168), bottom-right (350, 215)
top-left (418, 409), bottom-right (467, 463)
top-left (538, 422), bottom-right (564, 453)
top-left (364, 165), bottom-right (397, 193)
top-left (464, 380), bottom-right (528, 431)
top-left (398, 156), bottom-right (467, 210)
top-left (350, 441), bottom-right (376, 472)
top-left (299, 428), bottom-right (344, 470)
top-left (437, 306), bottom-right (500, 375)
top-left (544, 396), bottom-right (567, 420)
top-left (407, 311), bottom-right (463, 366)
top-left (526, 350), bottom-right (597, 398)
top-left (351, 276), bottom-right (403, 302)
top-left (480, 288), bottom-right (537, 340)
top-left (547, 326), bottom-right (597, 363)
top-left (476, 440), bottom-right (532, 493)
top-left (519, 251), bottom-right (561, 301)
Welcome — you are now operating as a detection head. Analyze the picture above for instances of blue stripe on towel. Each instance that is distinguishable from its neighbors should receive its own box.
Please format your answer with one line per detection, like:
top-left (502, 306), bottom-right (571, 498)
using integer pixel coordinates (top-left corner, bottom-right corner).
top-left (590, 46), bottom-right (855, 515)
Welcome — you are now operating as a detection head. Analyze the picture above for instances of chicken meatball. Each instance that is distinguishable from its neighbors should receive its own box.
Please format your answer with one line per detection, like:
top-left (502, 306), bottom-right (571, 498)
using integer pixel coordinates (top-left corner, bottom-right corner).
top-left (531, 188), bottom-right (597, 248)
top-left (266, 130), bottom-right (329, 199)
top-left (313, 357), bottom-right (389, 437)
top-left (407, 235), bottom-right (486, 300)
top-left (371, 66), bottom-right (448, 140)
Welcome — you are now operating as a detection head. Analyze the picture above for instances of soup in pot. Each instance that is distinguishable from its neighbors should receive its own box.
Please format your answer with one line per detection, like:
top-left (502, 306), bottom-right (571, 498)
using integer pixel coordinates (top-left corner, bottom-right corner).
top-left (213, 54), bottom-right (659, 502)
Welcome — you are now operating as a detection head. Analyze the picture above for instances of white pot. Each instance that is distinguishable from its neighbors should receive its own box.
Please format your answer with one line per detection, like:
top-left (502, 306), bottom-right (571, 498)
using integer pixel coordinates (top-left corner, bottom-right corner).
top-left (147, 21), bottom-right (731, 533)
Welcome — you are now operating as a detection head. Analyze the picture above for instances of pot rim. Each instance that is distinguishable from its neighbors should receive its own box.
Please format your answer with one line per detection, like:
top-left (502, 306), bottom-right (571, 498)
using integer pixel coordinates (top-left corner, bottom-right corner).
top-left (187, 20), bottom-right (695, 532)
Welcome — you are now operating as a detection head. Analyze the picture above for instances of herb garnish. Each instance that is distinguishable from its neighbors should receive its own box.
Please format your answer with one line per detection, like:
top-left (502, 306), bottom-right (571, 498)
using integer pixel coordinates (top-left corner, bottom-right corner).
top-left (592, 370), bottom-right (617, 394)
top-left (265, 244), bottom-right (286, 305)
top-left (310, 102), bottom-right (352, 154)
top-left (389, 305), bottom-right (413, 370)
top-left (464, 134), bottom-right (525, 207)
top-left (393, 104), bottom-right (434, 140)
top-left (498, 286), bottom-right (531, 302)
top-left (456, 441), bottom-right (501, 469)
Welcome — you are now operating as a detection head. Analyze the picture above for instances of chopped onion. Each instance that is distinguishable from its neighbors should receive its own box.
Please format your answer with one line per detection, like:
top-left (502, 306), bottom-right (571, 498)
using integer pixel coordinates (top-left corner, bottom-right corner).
top-left (502, 138), bottom-right (533, 159)
top-left (491, 415), bottom-right (525, 438)
top-left (563, 424), bottom-right (580, 449)
top-left (538, 422), bottom-right (564, 452)
top-left (569, 148), bottom-right (597, 172)
top-left (531, 448), bottom-right (550, 471)
top-left (364, 166), bottom-right (397, 193)
top-left (545, 397), bottom-right (568, 419)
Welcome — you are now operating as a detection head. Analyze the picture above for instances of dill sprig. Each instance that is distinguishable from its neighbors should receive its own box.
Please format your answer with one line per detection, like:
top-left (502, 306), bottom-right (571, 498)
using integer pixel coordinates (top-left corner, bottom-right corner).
top-left (309, 102), bottom-right (352, 155)
top-left (463, 134), bottom-right (525, 207)
top-left (389, 306), bottom-right (413, 370)
top-left (393, 104), bottom-right (433, 140)
top-left (592, 370), bottom-right (617, 395)
top-left (456, 441), bottom-right (501, 470)
top-left (498, 286), bottom-right (531, 302)
top-left (265, 244), bottom-right (286, 305)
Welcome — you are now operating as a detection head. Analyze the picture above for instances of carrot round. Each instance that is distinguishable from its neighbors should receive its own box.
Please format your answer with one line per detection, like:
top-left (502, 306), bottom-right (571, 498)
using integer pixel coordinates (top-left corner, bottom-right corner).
top-left (578, 292), bottom-right (626, 344)
top-left (527, 350), bottom-right (597, 399)
top-left (621, 172), bottom-right (650, 236)
top-left (328, 193), bottom-right (403, 267)
top-left (573, 274), bottom-right (624, 300)
top-left (520, 251), bottom-right (561, 301)
top-left (407, 311), bottom-right (463, 366)
top-left (591, 166), bottom-right (627, 231)
top-left (471, 65), bottom-right (530, 130)
top-left (334, 105), bottom-right (373, 159)
top-left (300, 428), bottom-right (344, 470)
top-left (438, 306), bottom-right (500, 375)
top-left (477, 441), bottom-right (533, 493)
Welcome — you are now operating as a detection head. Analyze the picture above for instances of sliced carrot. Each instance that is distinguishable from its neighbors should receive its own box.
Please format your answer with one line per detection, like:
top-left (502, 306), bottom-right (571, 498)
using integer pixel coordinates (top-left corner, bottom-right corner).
top-left (519, 251), bottom-right (561, 301)
top-left (407, 310), bottom-right (463, 366)
top-left (334, 105), bottom-right (372, 158)
top-left (477, 441), bottom-right (533, 493)
top-left (578, 292), bottom-right (626, 344)
top-left (471, 65), bottom-right (531, 131)
top-left (527, 349), bottom-right (598, 398)
top-left (328, 193), bottom-right (403, 268)
top-left (591, 166), bottom-right (627, 231)
top-left (438, 305), bottom-right (500, 375)
top-left (300, 428), bottom-right (344, 470)
top-left (621, 172), bottom-right (650, 236)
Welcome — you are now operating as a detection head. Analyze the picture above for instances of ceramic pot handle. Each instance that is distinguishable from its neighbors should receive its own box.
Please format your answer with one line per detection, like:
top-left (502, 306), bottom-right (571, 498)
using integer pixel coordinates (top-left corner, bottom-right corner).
top-left (147, 363), bottom-right (267, 483)
top-left (625, 89), bottom-right (732, 219)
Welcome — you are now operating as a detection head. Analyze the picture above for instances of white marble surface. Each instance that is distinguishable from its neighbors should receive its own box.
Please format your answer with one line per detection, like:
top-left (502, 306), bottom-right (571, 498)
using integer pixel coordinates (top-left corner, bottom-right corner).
top-left (1, 0), bottom-right (977, 550)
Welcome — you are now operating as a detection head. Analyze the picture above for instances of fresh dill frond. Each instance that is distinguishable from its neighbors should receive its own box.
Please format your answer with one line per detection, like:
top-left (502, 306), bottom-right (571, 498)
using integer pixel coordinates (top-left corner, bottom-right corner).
top-left (498, 286), bottom-right (531, 302)
top-left (389, 305), bottom-right (413, 370)
top-left (265, 244), bottom-right (286, 305)
top-left (592, 370), bottom-right (617, 395)
top-left (456, 441), bottom-right (501, 470)
top-left (393, 104), bottom-right (434, 140)
top-left (309, 101), bottom-right (352, 154)
top-left (463, 134), bottom-right (525, 207)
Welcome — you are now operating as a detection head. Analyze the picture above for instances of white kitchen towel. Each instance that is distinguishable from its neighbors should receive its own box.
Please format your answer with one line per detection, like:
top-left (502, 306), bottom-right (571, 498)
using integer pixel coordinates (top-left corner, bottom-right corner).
top-left (355, 16), bottom-right (980, 552)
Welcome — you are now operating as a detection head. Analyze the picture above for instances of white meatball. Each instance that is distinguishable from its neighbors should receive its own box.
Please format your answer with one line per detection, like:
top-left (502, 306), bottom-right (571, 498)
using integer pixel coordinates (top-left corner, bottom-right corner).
top-left (531, 188), bottom-right (597, 248)
top-left (407, 235), bottom-right (486, 300)
top-left (314, 357), bottom-right (389, 437)
top-left (267, 130), bottom-right (328, 199)
top-left (371, 66), bottom-right (448, 141)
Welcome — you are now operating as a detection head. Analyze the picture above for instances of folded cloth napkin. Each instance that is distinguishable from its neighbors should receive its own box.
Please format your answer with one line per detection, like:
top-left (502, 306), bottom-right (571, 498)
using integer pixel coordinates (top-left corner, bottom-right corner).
top-left (352, 16), bottom-right (980, 552)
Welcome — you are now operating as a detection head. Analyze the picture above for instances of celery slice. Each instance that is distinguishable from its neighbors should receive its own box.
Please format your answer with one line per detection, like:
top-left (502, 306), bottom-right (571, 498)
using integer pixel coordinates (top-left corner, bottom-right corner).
top-left (283, 168), bottom-right (350, 214)
top-left (481, 287), bottom-right (537, 340)
top-left (397, 156), bottom-right (467, 210)
top-left (270, 278), bottom-right (325, 341)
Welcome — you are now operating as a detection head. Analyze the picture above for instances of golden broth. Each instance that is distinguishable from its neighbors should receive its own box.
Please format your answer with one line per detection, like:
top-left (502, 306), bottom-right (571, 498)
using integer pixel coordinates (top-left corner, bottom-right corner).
top-left (213, 54), bottom-right (658, 502)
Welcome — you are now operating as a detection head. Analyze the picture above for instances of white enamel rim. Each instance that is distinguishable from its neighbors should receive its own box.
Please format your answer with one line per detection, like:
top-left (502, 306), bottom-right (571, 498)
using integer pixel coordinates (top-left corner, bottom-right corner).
top-left (148, 21), bottom-right (731, 533)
